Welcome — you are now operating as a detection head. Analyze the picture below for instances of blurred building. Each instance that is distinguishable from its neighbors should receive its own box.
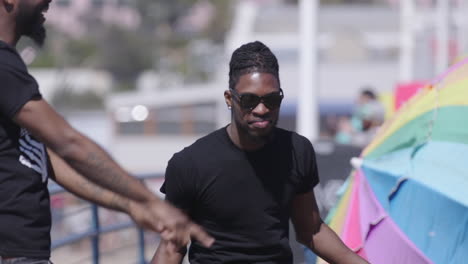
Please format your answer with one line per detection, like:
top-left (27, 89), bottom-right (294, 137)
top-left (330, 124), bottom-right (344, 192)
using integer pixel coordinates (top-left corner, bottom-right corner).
top-left (31, 68), bottom-right (113, 101)
top-left (104, 2), bottom-right (401, 173)
top-left (46, 0), bottom-right (140, 37)
top-left (103, 0), bottom-right (468, 174)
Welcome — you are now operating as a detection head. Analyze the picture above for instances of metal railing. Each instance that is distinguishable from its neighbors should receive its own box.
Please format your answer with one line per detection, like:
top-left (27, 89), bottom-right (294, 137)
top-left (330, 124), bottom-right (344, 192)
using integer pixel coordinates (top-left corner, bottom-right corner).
top-left (49, 173), bottom-right (164, 264)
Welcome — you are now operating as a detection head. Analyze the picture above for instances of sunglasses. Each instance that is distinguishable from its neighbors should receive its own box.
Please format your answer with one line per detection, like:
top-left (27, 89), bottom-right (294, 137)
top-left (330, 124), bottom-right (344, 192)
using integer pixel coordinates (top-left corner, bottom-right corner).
top-left (230, 88), bottom-right (284, 110)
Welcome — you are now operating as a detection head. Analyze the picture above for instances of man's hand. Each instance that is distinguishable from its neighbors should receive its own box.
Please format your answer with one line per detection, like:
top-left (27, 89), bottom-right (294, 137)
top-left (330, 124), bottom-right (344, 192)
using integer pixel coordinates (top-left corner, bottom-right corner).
top-left (151, 240), bottom-right (187, 264)
top-left (129, 199), bottom-right (214, 249)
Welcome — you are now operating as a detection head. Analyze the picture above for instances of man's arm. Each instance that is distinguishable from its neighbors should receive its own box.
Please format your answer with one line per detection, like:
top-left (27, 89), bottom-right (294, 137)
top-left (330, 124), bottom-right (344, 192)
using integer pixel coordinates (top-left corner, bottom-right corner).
top-left (48, 148), bottom-right (162, 228)
top-left (15, 99), bottom-right (151, 202)
top-left (48, 148), bottom-right (132, 212)
top-left (13, 99), bottom-right (213, 248)
top-left (151, 241), bottom-right (186, 264)
top-left (151, 151), bottom-right (198, 264)
top-left (291, 191), bottom-right (369, 264)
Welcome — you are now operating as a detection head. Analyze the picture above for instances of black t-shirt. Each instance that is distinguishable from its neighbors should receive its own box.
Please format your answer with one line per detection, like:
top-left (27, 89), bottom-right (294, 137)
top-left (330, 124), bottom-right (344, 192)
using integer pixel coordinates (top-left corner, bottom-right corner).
top-left (0, 41), bottom-right (52, 258)
top-left (161, 127), bottom-right (319, 264)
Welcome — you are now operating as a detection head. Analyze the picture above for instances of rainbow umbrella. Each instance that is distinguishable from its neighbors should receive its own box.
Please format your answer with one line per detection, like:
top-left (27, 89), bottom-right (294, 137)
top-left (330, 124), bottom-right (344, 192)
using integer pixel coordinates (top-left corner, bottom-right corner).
top-left (318, 58), bottom-right (468, 264)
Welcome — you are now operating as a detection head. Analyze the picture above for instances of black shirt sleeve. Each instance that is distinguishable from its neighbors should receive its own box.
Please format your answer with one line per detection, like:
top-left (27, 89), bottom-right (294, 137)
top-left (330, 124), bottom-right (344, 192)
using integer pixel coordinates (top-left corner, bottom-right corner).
top-left (0, 49), bottom-right (41, 119)
top-left (160, 152), bottom-right (197, 214)
top-left (294, 135), bottom-right (320, 194)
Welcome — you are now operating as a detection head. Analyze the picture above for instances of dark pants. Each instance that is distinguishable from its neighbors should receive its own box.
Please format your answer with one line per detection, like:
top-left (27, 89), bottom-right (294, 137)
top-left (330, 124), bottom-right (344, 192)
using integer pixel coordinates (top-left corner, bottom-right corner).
top-left (0, 257), bottom-right (52, 264)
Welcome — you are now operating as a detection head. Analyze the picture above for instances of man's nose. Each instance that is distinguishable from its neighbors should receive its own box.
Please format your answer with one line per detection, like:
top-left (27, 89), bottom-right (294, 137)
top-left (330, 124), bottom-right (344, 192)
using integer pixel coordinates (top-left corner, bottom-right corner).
top-left (251, 102), bottom-right (269, 115)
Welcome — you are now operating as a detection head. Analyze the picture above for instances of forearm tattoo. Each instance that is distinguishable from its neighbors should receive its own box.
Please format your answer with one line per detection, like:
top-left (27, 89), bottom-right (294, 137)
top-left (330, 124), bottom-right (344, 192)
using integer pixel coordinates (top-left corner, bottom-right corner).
top-left (80, 151), bottom-right (145, 201)
top-left (78, 176), bottom-right (130, 212)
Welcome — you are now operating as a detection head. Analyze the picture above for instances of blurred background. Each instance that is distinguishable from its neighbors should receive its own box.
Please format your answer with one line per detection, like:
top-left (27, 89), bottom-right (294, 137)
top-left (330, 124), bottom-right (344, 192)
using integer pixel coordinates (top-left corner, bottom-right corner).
top-left (17, 0), bottom-right (467, 263)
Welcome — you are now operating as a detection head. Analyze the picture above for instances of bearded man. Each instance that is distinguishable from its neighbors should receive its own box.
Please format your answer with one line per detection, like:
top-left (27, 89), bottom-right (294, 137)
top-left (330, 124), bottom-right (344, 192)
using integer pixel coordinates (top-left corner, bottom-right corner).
top-left (0, 1), bottom-right (213, 263)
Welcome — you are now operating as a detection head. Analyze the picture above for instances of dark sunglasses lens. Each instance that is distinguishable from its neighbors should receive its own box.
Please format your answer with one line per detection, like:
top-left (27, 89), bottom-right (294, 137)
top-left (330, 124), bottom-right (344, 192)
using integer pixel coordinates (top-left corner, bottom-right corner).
top-left (263, 94), bottom-right (283, 109)
top-left (240, 94), bottom-right (261, 109)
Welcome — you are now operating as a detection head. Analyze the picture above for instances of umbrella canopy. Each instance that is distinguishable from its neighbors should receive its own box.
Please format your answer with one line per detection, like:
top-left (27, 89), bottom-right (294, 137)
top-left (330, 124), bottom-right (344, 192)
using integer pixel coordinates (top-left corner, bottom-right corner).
top-left (318, 58), bottom-right (468, 264)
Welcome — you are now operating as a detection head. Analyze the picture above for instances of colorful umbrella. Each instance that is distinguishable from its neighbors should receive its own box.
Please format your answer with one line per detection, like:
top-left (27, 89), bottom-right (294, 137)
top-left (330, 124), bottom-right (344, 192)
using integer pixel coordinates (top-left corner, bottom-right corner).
top-left (318, 58), bottom-right (468, 264)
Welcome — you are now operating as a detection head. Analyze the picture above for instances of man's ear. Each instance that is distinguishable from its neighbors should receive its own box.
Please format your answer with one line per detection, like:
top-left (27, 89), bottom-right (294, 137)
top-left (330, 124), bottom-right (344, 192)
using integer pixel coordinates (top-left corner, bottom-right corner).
top-left (224, 90), bottom-right (233, 110)
top-left (4, 0), bottom-right (15, 12)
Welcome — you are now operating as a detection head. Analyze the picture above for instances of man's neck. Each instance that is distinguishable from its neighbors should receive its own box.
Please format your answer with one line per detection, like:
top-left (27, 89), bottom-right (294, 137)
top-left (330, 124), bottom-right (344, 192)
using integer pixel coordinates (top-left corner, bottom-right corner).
top-left (0, 36), bottom-right (18, 46)
top-left (0, 17), bottom-right (20, 46)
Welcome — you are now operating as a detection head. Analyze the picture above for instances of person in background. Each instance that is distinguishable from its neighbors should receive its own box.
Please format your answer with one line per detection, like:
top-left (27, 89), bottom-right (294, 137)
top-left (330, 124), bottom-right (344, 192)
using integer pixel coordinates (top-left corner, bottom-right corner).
top-left (335, 88), bottom-right (385, 148)
top-left (151, 41), bottom-right (369, 264)
top-left (0, 1), bottom-right (213, 263)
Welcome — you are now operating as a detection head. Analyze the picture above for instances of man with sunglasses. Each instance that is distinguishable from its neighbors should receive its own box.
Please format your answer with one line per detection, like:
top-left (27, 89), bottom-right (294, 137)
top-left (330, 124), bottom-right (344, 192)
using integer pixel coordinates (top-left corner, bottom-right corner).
top-left (152, 41), bottom-right (368, 264)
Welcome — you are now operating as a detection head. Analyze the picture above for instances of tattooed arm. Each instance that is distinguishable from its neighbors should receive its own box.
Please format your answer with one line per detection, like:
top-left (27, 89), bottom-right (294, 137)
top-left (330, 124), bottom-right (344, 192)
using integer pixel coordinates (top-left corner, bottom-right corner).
top-left (13, 99), bottom-right (214, 248)
top-left (48, 148), bottom-right (168, 229)
top-left (48, 148), bottom-right (131, 213)
top-left (14, 99), bottom-right (151, 203)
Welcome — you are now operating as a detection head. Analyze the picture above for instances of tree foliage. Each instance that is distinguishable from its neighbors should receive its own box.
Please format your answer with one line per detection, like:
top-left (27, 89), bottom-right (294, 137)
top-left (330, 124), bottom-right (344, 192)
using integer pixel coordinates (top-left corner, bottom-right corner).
top-left (28, 0), bottom-right (233, 91)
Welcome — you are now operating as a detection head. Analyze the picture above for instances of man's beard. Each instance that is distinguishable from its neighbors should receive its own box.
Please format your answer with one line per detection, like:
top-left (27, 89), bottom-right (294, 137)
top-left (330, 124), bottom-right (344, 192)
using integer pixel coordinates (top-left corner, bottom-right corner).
top-left (16, 2), bottom-right (47, 47)
top-left (28, 24), bottom-right (46, 47)
top-left (237, 117), bottom-right (277, 145)
top-left (25, 23), bottom-right (46, 47)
